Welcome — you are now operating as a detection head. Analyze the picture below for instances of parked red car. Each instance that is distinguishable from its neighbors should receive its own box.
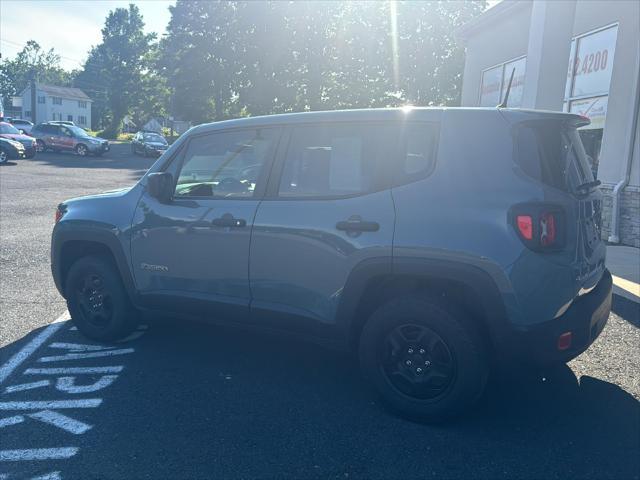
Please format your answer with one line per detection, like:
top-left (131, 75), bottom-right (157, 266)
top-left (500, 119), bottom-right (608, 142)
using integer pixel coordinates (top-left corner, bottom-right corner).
top-left (0, 122), bottom-right (37, 158)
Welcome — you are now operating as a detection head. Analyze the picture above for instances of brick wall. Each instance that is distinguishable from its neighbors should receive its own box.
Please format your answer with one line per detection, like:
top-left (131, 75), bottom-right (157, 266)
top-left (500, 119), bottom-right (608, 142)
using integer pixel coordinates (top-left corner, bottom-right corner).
top-left (600, 184), bottom-right (640, 248)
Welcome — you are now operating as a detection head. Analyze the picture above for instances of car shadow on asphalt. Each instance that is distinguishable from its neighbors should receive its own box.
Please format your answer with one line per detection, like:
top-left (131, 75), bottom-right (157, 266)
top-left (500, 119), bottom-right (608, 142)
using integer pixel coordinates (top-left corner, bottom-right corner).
top-left (100, 315), bottom-right (639, 478)
top-left (1, 318), bottom-right (638, 479)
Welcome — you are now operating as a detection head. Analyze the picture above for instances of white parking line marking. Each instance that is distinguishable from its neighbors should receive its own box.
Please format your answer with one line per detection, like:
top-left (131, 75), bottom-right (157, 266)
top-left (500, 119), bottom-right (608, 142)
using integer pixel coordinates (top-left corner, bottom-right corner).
top-left (24, 366), bottom-right (124, 375)
top-left (31, 472), bottom-right (62, 480)
top-left (55, 375), bottom-right (118, 394)
top-left (0, 415), bottom-right (25, 428)
top-left (48, 342), bottom-right (115, 351)
top-left (0, 399), bottom-right (102, 410)
top-left (0, 447), bottom-right (79, 461)
top-left (29, 410), bottom-right (92, 435)
top-left (0, 313), bottom-right (68, 384)
top-left (38, 348), bottom-right (135, 363)
top-left (69, 326), bottom-right (78, 331)
top-left (4, 380), bottom-right (51, 393)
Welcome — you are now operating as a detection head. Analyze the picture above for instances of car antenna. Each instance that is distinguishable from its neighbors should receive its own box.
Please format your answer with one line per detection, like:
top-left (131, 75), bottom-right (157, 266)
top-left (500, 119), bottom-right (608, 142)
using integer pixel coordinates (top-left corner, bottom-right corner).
top-left (497, 67), bottom-right (516, 108)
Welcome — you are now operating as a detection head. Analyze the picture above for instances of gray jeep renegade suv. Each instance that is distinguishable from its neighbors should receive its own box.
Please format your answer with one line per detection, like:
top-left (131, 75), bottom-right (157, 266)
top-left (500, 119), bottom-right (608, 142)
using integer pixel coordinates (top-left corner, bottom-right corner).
top-left (51, 108), bottom-right (612, 422)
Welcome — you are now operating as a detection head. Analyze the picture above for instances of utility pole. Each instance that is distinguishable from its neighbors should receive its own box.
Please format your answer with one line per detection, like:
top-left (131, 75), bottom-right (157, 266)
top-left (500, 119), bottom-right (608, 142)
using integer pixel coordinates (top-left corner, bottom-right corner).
top-left (30, 70), bottom-right (37, 124)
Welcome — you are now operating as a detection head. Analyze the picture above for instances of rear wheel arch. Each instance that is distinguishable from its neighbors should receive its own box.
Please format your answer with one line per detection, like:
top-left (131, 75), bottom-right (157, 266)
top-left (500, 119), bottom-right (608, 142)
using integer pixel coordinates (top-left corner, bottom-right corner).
top-left (344, 258), bottom-right (509, 354)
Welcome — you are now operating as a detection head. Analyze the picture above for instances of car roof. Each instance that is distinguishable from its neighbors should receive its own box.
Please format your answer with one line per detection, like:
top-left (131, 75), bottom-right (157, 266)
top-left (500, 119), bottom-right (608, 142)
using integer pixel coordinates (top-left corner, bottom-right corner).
top-left (188, 107), bottom-right (588, 135)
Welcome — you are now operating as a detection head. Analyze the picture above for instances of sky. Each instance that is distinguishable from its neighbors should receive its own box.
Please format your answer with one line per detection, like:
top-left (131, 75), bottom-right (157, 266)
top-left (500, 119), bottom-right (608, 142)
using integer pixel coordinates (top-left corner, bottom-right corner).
top-left (0, 0), bottom-right (175, 71)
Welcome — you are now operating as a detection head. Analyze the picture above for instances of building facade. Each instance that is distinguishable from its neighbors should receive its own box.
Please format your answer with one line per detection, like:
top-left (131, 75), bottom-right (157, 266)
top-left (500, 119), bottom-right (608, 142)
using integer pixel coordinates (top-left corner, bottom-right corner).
top-left (20, 84), bottom-right (92, 129)
top-left (458, 0), bottom-right (639, 247)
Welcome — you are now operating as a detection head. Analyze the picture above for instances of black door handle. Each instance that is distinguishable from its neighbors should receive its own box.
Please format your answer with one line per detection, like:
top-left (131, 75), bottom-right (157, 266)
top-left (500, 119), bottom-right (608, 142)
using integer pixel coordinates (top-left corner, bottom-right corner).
top-left (336, 217), bottom-right (379, 232)
top-left (212, 213), bottom-right (247, 228)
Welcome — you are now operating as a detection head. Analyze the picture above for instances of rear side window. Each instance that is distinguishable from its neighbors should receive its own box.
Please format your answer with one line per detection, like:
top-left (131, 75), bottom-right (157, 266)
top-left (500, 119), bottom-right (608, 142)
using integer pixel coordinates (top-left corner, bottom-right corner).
top-left (279, 123), bottom-right (397, 198)
top-left (515, 122), bottom-right (595, 193)
top-left (41, 125), bottom-right (59, 134)
top-left (394, 123), bottom-right (439, 186)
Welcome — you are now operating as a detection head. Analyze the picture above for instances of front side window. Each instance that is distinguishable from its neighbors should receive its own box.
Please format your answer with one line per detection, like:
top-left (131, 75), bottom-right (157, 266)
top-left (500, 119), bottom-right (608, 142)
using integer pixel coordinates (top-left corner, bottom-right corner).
top-left (52, 97), bottom-right (62, 105)
top-left (37, 96), bottom-right (46, 104)
top-left (279, 123), bottom-right (396, 198)
top-left (78, 101), bottom-right (87, 108)
top-left (175, 128), bottom-right (280, 199)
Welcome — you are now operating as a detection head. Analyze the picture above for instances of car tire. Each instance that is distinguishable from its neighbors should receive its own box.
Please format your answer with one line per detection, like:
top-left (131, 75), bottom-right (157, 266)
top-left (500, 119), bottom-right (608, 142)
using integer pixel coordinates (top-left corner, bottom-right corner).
top-left (65, 255), bottom-right (137, 342)
top-left (25, 151), bottom-right (36, 159)
top-left (75, 144), bottom-right (88, 157)
top-left (0, 148), bottom-right (8, 164)
top-left (358, 295), bottom-right (489, 423)
top-left (35, 140), bottom-right (46, 152)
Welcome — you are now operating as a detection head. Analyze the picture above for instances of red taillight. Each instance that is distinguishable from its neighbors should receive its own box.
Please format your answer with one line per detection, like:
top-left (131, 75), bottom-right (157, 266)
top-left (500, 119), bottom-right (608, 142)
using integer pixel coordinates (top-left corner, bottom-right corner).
top-left (516, 215), bottom-right (533, 240)
top-left (557, 332), bottom-right (572, 351)
top-left (55, 208), bottom-right (63, 224)
top-left (512, 205), bottom-right (563, 251)
top-left (540, 212), bottom-right (556, 247)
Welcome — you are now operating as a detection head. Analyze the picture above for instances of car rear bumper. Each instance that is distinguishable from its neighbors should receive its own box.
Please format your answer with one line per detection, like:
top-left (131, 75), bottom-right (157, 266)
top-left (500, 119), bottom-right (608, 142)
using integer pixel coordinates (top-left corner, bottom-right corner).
top-left (500, 269), bottom-right (612, 366)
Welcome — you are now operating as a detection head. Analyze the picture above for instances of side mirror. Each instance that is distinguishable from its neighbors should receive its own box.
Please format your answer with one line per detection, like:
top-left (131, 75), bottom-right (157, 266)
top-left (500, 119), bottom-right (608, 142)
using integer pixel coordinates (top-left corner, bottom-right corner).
top-left (147, 172), bottom-right (174, 203)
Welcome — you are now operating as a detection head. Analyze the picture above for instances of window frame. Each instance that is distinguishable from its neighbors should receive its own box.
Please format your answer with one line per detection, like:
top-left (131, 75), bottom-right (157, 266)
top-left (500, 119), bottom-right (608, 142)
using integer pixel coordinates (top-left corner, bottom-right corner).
top-left (167, 126), bottom-right (283, 202)
top-left (392, 121), bottom-right (440, 187)
top-left (265, 121), bottom-right (401, 201)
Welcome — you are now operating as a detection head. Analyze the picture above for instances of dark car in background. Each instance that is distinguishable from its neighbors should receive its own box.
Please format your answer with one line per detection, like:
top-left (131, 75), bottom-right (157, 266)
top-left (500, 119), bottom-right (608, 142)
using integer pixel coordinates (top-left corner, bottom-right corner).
top-left (31, 123), bottom-right (109, 157)
top-left (131, 131), bottom-right (169, 157)
top-left (0, 136), bottom-right (25, 163)
top-left (0, 122), bottom-right (37, 158)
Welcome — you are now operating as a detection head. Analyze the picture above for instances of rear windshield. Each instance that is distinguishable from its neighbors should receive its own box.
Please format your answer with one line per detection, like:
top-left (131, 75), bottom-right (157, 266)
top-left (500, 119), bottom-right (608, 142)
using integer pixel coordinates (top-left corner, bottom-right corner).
top-left (515, 121), bottom-right (595, 193)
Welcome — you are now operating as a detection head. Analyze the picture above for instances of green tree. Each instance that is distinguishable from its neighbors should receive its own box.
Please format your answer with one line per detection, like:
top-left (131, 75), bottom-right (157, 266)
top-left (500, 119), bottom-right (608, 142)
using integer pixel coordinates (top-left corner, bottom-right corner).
top-left (0, 40), bottom-right (70, 104)
top-left (80, 4), bottom-right (156, 136)
top-left (160, 0), bottom-right (241, 123)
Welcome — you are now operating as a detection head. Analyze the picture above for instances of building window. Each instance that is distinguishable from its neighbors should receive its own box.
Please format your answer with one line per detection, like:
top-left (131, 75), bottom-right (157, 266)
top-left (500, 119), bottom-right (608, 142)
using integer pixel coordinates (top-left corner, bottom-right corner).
top-left (25, 110), bottom-right (31, 118)
top-left (479, 56), bottom-right (526, 108)
top-left (52, 113), bottom-right (62, 121)
top-left (78, 115), bottom-right (87, 125)
top-left (564, 24), bottom-right (619, 177)
top-left (78, 100), bottom-right (87, 108)
top-left (67, 115), bottom-right (73, 122)
top-left (52, 97), bottom-right (62, 105)
top-left (37, 96), bottom-right (46, 104)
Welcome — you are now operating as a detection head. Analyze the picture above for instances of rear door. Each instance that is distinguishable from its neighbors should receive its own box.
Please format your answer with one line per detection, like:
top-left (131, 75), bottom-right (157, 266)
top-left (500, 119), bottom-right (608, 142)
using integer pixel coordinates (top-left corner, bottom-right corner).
top-left (43, 124), bottom-right (61, 148)
top-left (249, 122), bottom-right (398, 337)
top-left (59, 126), bottom-right (76, 151)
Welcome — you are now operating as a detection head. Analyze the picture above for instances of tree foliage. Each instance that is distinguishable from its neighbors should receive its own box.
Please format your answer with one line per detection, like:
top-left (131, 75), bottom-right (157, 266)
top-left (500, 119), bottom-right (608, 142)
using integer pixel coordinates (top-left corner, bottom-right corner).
top-left (162, 0), bottom-right (486, 123)
top-left (0, 41), bottom-right (71, 105)
top-left (74, 4), bottom-right (156, 135)
top-left (4, 1), bottom-right (485, 131)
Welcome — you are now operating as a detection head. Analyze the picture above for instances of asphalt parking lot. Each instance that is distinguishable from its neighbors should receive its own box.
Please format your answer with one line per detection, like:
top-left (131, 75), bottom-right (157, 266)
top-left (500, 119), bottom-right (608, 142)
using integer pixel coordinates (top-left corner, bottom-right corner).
top-left (1, 145), bottom-right (639, 479)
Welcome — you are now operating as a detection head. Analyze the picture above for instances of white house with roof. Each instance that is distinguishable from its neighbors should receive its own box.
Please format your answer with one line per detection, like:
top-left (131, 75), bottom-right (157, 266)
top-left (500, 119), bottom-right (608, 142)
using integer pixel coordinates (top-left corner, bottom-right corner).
top-left (20, 83), bottom-right (92, 128)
